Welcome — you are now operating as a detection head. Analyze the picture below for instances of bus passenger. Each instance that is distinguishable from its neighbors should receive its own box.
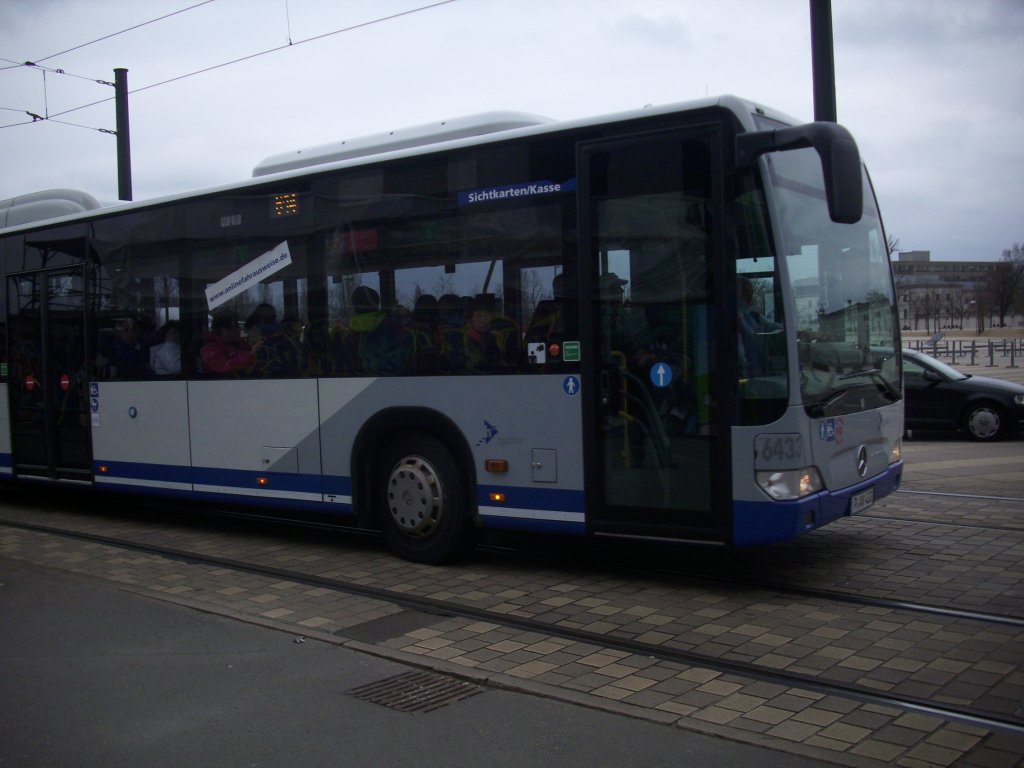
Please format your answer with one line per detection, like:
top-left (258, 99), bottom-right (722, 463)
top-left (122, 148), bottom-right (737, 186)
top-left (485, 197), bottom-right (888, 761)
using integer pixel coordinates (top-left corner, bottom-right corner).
top-left (404, 294), bottom-right (441, 374)
top-left (334, 286), bottom-right (405, 376)
top-left (282, 315), bottom-right (306, 371)
top-left (464, 294), bottom-right (521, 374)
top-left (201, 312), bottom-right (253, 374)
top-left (245, 303), bottom-right (299, 377)
top-left (301, 318), bottom-right (333, 376)
top-left (435, 293), bottom-right (466, 373)
top-left (149, 321), bottom-right (182, 375)
top-left (282, 316), bottom-right (304, 347)
top-left (97, 317), bottom-right (150, 380)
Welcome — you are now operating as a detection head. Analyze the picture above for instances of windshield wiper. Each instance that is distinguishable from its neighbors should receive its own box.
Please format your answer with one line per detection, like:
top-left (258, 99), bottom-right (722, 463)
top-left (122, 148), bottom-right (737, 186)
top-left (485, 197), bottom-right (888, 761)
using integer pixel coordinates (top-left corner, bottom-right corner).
top-left (808, 388), bottom-right (848, 418)
top-left (838, 368), bottom-right (900, 401)
top-left (808, 368), bottom-right (899, 417)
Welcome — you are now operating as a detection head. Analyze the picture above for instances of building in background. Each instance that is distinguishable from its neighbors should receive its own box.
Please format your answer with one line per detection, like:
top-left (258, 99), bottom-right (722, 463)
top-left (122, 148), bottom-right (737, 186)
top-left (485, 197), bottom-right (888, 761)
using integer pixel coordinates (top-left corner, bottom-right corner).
top-left (892, 251), bottom-right (1022, 332)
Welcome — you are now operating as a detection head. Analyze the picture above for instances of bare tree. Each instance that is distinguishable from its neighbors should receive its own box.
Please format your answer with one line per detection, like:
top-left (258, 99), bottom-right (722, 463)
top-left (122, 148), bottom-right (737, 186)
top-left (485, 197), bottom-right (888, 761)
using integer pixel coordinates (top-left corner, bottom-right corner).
top-left (1008, 244), bottom-right (1024, 319)
top-left (920, 291), bottom-right (943, 333)
top-left (984, 244), bottom-right (1024, 327)
top-left (949, 288), bottom-right (971, 329)
top-left (521, 269), bottom-right (546, 322)
top-left (432, 273), bottom-right (456, 298)
top-left (886, 233), bottom-right (901, 258)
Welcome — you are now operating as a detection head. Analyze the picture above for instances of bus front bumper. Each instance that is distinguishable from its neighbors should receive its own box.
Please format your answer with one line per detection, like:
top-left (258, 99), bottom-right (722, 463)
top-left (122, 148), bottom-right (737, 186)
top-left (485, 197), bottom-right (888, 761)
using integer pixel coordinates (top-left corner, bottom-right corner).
top-left (732, 460), bottom-right (903, 547)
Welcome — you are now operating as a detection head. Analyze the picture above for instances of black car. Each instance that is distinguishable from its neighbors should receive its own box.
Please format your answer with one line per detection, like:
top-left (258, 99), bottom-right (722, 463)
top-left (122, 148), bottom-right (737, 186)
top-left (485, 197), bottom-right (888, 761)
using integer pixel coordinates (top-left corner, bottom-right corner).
top-left (902, 348), bottom-right (1024, 440)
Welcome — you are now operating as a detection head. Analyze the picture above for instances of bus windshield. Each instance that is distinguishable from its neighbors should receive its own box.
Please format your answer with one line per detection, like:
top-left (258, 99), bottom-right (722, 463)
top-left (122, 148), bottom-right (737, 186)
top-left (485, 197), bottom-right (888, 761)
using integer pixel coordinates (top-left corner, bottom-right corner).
top-left (766, 148), bottom-right (900, 418)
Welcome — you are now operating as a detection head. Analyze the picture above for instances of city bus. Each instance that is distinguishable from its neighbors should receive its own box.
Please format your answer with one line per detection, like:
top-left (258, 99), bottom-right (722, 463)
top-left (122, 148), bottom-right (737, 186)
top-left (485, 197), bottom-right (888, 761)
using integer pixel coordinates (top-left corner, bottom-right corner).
top-left (0, 95), bottom-right (903, 563)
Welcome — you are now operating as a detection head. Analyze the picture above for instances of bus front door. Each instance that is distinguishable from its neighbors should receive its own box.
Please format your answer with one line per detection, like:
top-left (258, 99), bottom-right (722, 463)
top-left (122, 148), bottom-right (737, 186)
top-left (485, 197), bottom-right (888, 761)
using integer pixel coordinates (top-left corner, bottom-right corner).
top-left (7, 267), bottom-right (93, 482)
top-left (581, 129), bottom-right (727, 541)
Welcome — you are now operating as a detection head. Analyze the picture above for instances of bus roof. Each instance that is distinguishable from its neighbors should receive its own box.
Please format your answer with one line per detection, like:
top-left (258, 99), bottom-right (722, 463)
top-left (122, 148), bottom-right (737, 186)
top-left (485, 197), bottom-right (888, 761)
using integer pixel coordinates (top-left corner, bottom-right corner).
top-left (252, 111), bottom-right (554, 177)
top-left (1, 94), bottom-right (783, 235)
top-left (0, 188), bottom-right (103, 229)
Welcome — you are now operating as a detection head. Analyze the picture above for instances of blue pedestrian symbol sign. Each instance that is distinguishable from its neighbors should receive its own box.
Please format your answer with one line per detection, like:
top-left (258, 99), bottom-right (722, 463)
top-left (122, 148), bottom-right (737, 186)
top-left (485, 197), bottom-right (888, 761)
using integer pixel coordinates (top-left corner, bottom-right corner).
top-left (562, 375), bottom-right (580, 396)
top-left (649, 362), bottom-right (673, 388)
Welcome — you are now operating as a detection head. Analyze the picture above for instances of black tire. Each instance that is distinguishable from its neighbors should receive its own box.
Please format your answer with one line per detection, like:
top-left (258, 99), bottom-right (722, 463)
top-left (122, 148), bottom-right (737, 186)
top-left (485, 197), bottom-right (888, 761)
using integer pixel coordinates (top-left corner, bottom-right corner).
top-left (963, 402), bottom-right (1004, 441)
top-left (377, 433), bottom-right (471, 563)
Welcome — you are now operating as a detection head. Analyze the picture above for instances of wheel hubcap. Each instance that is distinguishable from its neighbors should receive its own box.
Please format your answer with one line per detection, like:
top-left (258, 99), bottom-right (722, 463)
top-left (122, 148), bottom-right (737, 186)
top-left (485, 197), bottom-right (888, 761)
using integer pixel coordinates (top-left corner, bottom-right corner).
top-left (387, 456), bottom-right (443, 537)
top-left (968, 408), bottom-right (999, 439)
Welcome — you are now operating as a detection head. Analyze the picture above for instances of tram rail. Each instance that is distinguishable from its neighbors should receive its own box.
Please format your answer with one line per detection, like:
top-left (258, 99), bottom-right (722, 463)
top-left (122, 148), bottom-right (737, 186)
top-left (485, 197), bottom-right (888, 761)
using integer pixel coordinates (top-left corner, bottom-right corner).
top-left (897, 489), bottom-right (1024, 504)
top-left (513, 552), bottom-right (1024, 628)
top-left (1, 508), bottom-right (1022, 740)
top-left (857, 488), bottom-right (1024, 534)
top-left (479, 518), bottom-right (1024, 624)
top-left (856, 511), bottom-right (1024, 533)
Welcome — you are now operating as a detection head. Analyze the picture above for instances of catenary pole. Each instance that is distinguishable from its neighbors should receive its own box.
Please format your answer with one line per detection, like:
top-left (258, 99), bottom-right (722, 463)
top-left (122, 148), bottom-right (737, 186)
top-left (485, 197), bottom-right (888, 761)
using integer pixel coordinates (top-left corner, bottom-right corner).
top-left (809, 0), bottom-right (837, 122)
top-left (114, 68), bottom-right (133, 201)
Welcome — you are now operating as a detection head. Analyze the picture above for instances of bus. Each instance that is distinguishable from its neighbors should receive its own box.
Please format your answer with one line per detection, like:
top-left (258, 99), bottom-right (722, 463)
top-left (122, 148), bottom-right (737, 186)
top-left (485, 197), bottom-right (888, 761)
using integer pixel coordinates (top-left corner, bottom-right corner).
top-left (0, 95), bottom-right (903, 563)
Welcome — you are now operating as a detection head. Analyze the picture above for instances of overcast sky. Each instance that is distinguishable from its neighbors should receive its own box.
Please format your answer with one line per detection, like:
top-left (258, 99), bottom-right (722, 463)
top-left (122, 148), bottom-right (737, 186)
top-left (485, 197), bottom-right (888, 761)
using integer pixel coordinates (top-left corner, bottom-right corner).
top-left (1, 0), bottom-right (1021, 261)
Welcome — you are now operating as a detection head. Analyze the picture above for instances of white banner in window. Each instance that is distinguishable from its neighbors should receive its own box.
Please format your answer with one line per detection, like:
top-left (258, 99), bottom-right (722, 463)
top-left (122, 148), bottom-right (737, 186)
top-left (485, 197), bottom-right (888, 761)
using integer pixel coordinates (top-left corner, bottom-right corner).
top-left (205, 241), bottom-right (292, 311)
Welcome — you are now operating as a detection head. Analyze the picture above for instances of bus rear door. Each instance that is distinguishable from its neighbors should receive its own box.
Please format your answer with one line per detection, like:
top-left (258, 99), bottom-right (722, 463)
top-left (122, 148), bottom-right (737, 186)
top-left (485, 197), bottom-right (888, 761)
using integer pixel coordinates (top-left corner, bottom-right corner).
top-left (7, 263), bottom-right (93, 482)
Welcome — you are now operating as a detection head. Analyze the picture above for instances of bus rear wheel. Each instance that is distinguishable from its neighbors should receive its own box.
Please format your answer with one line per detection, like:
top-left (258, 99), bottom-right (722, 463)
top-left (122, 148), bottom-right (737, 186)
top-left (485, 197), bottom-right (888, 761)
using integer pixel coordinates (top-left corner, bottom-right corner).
top-left (378, 433), bottom-right (471, 563)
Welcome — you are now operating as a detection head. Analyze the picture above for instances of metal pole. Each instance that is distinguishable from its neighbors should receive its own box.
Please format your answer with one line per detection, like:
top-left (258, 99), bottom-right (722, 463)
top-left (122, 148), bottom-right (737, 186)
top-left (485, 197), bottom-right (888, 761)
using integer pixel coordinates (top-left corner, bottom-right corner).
top-left (114, 68), bottom-right (133, 201)
top-left (809, 0), bottom-right (837, 122)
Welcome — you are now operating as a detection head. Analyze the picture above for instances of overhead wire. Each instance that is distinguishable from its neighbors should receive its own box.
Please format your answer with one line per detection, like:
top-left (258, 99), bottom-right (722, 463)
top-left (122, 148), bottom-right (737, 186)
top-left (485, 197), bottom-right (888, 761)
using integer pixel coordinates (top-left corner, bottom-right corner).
top-left (0, 0), bottom-right (217, 71)
top-left (0, 0), bottom-right (218, 129)
top-left (127, 0), bottom-right (458, 99)
top-left (0, 60), bottom-right (116, 129)
top-left (1, 0), bottom-right (459, 129)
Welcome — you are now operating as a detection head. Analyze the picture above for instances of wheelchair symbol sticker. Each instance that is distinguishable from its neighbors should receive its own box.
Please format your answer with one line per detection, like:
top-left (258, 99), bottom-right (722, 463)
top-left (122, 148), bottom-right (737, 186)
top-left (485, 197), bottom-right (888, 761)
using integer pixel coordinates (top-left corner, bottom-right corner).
top-left (563, 376), bottom-right (580, 396)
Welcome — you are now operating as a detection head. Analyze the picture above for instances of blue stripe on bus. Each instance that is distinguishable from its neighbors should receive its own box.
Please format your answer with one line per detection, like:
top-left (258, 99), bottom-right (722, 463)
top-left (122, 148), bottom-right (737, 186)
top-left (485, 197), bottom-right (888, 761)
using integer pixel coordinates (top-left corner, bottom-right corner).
top-left (476, 484), bottom-right (584, 512)
top-left (55, 459), bottom-right (589, 534)
top-left (93, 462), bottom-right (333, 497)
top-left (323, 475), bottom-right (352, 499)
top-left (94, 460), bottom-right (326, 498)
top-left (476, 484), bottom-right (587, 533)
top-left (477, 513), bottom-right (586, 534)
top-left (94, 460), bottom-right (192, 484)
top-left (92, 459), bottom-right (356, 516)
top-left (89, 462), bottom-right (581, 512)
top-left (191, 466), bottom-right (323, 495)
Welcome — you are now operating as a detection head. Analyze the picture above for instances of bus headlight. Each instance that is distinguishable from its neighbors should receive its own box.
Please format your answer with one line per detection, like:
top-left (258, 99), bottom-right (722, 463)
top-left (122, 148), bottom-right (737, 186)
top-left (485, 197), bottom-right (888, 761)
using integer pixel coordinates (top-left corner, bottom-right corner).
top-left (890, 438), bottom-right (902, 464)
top-left (756, 467), bottom-right (823, 500)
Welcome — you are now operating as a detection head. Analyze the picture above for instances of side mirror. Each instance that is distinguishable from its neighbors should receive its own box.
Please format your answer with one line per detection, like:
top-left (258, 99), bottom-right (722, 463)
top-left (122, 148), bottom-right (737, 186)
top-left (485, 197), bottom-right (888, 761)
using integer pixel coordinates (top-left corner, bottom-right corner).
top-left (735, 122), bottom-right (863, 224)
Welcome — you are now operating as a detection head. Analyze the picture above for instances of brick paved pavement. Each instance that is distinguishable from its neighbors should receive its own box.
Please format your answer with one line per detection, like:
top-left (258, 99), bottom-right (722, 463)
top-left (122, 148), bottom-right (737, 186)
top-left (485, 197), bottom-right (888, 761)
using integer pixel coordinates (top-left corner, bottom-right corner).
top-left (1, 499), bottom-right (1021, 768)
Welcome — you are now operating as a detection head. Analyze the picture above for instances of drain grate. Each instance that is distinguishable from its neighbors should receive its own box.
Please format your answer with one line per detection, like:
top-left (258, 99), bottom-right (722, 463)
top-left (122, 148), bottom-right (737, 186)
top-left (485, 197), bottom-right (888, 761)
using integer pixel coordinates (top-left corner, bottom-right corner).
top-left (348, 671), bottom-right (482, 713)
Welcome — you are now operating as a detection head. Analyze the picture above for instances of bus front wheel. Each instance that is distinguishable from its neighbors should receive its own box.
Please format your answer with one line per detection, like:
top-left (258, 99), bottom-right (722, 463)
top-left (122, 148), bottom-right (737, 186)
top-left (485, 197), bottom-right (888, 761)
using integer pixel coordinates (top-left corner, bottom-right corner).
top-left (378, 433), bottom-right (471, 563)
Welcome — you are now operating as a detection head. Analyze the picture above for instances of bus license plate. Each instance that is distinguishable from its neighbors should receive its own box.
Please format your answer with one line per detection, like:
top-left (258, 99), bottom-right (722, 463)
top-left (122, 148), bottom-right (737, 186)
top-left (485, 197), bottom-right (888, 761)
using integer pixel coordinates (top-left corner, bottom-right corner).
top-left (850, 488), bottom-right (874, 514)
